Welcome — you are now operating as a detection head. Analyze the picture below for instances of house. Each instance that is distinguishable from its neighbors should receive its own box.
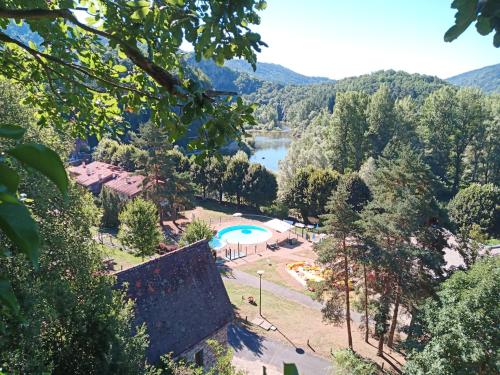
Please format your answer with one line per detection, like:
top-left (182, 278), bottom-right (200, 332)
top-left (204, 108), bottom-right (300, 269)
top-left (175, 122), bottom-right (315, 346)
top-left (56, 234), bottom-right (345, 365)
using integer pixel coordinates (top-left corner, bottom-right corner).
top-left (114, 240), bottom-right (234, 368)
top-left (68, 161), bottom-right (148, 198)
top-left (67, 161), bottom-right (122, 194)
top-left (103, 172), bottom-right (146, 199)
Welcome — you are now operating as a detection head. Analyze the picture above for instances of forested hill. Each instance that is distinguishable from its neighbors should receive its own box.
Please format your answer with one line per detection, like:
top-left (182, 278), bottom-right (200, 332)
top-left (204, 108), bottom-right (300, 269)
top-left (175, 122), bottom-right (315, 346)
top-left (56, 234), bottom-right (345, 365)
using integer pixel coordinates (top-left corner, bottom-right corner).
top-left (246, 70), bottom-right (450, 131)
top-left (447, 63), bottom-right (500, 94)
top-left (224, 60), bottom-right (333, 85)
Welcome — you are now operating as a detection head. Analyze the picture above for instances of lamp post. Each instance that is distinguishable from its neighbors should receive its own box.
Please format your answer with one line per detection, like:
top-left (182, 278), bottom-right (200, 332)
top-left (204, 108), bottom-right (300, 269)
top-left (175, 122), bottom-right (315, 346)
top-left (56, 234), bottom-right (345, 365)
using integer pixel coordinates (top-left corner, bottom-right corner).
top-left (256, 270), bottom-right (264, 316)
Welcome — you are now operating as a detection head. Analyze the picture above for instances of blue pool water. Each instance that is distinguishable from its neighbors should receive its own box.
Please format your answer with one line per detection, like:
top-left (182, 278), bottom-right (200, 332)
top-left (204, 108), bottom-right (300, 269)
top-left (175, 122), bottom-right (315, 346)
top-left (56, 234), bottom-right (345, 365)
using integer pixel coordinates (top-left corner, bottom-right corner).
top-left (209, 224), bottom-right (272, 248)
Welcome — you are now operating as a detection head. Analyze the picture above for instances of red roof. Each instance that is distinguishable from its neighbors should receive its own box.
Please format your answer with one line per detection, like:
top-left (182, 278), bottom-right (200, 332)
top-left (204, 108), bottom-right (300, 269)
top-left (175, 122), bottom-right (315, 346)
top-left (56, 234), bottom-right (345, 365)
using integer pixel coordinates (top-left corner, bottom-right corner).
top-left (68, 161), bottom-right (122, 188)
top-left (104, 172), bottom-right (146, 198)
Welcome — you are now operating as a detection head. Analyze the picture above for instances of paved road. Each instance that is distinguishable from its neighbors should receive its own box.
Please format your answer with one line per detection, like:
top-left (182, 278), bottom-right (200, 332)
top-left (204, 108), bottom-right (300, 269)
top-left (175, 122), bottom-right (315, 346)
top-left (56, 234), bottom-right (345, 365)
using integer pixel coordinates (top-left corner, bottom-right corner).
top-left (228, 324), bottom-right (333, 375)
top-left (222, 268), bottom-right (364, 322)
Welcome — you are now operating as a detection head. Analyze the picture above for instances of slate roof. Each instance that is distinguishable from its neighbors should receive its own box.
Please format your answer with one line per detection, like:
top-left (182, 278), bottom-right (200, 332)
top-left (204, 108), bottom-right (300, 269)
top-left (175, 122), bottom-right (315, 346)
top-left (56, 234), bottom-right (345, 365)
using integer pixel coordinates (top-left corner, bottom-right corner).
top-left (104, 172), bottom-right (146, 198)
top-left (68, 161), bottom-right (122, 188)
top-left (115, 240), bottom-right (233, 363)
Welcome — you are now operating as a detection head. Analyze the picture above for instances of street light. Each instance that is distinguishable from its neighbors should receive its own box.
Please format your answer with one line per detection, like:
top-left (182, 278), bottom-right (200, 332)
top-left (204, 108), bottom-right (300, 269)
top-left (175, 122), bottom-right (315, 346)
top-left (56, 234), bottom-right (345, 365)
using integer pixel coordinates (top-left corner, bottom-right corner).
top-left (256, 270), bottom-right (264, 316)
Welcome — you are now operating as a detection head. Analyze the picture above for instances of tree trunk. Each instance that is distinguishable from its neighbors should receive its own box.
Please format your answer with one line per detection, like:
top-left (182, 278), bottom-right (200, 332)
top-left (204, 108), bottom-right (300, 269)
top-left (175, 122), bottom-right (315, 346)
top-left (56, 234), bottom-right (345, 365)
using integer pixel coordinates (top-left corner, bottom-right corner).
top-left (343, 249), bottom-right (353, 349)
top-left (363, 264), bottom-right (369, 343)
top-left (377, 332), bottom-right (384, 356)
top-left (218, 188), bottom-right (223, 203)
top-left (387, 287), bottom-right (400, 348)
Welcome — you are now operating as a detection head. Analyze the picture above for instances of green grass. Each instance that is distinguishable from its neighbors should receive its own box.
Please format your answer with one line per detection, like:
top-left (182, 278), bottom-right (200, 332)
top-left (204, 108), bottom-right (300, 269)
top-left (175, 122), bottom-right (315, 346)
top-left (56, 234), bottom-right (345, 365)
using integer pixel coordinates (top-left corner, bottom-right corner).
top-left (98, 244), bottom-right (145, 270)
top-left (486, 238), bottom-right (500, 245)
top-left (237, 258), bottom-right (316, 299)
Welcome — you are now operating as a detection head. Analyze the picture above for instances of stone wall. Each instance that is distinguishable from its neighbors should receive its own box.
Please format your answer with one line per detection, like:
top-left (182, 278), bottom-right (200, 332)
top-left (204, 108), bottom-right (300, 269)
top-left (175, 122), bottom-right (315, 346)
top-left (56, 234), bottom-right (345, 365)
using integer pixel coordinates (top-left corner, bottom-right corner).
top-left (177, 323), bottom-right (230, 371)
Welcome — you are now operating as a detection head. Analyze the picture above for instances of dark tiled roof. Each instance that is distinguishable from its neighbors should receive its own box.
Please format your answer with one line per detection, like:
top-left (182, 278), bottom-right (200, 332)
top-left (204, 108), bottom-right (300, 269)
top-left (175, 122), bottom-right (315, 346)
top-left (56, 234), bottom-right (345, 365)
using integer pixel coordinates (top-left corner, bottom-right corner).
top-left (115, 241), bottom-right (233, 363)
top-left (104, 172), bottom-right (146, 198)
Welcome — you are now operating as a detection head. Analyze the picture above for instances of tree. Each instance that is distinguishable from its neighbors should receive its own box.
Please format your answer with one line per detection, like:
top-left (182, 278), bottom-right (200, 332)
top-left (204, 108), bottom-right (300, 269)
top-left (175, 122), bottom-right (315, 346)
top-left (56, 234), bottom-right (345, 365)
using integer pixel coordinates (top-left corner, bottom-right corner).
top-left (93, 138), bottom-right (121, 164)
top-left (281, 168), bottom-right (312, 222)
top-left (243, 163), bottom-right (277, 208)
top-left (111, 144), bottom-right (147, 172)
top-left (118, 198), bottom-right (163, 258)
top-left (330, 91), bottom-right (369, 173)
top-left (223, 154), bottom-right (249, 206)
top-left (191, 159), bottom-right (209, 198)
top-left (341, 172), bottom-right (371, 213)
top-left (0, 1), bottom-right (265, 151)
top-left (100, 187), bottom-right (123, 228)
top-left (366, 84), bottom-right (395, 157)
top-left (0, 173), bottom-right (148, 373)
top-left (207, 156), bottom-right (228, 203)
top-left (405, 257), bottom-right (500, 374)
top-left (314, 181), bottom-right (361, 350)
top-left (420, 87), bottom-right (486, 196)
top-left (179, 219), bottom-right (214, 247)
top-left (448, 183), bottom-right (500, 236)
top-left (445, 0), bottom-right (499, 47)
top-left (0, 80), bottom-right (68, 319)
top-left (281, 167), bottom-right (338, 222)
top-left (133, 122), bottom-right (194, 224)
top-left (360, 146), bottom-right (445, 354)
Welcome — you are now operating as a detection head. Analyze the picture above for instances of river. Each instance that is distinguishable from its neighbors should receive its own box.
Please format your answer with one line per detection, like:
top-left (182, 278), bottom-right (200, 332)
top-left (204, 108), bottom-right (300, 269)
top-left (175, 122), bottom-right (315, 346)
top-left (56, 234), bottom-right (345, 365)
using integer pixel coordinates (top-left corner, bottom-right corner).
top-left (248, 131), bottom-right (293, 173)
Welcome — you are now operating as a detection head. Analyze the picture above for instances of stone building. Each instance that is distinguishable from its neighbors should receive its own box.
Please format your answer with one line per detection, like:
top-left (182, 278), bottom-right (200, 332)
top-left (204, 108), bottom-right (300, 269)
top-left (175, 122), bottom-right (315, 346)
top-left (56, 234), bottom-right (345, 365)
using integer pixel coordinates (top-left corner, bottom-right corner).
top-left (115, 240), bottom-right (233, 369)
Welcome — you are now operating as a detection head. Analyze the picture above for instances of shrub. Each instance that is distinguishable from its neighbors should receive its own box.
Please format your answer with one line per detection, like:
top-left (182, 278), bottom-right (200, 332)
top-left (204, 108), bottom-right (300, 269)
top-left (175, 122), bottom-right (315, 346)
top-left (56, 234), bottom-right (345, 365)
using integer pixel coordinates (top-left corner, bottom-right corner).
top-left (179, 220), bottom-right (214, 247)
top-left (332, 349), bottom-right (379, 375)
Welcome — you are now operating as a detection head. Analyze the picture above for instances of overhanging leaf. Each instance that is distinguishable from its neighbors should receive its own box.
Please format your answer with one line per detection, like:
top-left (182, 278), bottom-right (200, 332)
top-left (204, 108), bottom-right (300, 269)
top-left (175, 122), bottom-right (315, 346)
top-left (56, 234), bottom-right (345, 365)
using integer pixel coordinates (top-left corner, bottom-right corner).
top-left (7, 143), bottom-right (68, 196)
top-left (0, 163), bottom-right (19, 193)
top-left (0, 124), bottom-right (26, 140)
top-left (0, 202), bottom-right (40, 264)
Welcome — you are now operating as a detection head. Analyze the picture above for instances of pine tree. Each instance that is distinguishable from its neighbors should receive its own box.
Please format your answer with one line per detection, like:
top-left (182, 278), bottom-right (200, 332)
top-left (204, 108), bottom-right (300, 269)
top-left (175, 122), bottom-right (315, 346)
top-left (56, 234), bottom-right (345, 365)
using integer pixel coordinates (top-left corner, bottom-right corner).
top-left (314, 181), bottom-right (361, 350)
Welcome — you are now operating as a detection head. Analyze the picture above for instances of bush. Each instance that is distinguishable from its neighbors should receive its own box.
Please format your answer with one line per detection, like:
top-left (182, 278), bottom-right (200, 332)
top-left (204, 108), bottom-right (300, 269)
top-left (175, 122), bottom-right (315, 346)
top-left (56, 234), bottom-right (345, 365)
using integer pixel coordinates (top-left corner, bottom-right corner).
top-left (179, 220), bottom-right (214, 247)
top-left (261, 201), bottom-right (289, 219)
top-left (332, 349), bottom-right (379, 375)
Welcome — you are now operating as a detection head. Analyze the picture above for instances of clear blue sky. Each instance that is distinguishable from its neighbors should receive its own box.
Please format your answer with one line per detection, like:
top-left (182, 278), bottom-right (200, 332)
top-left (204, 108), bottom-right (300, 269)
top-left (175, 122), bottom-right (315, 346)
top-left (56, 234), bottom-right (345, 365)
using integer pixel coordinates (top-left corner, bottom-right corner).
top-left (249, 0), bottom-right (498, 79)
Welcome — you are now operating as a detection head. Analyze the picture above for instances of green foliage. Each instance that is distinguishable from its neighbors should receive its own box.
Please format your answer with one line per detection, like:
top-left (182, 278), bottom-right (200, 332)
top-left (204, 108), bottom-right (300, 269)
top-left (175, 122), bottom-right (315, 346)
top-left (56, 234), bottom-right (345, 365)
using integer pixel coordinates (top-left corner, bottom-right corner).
top-left (205, 339), bottom-right (246, 375)
top-left (445, 0), bottom-right (499, 47)
top-left (420, 86), bottom-right (487, 196)
top-left (448, 183), bottom-right (500, 235)
top-left (0, 0), bottom-right (267, 153)
top-left (243, 163), bottom-right (277, 207)
top-left (179, 219), bottom-right (213, 247)
top-left (332, 349), bottom-right (379, 375)
top-left (261, 200), bottom-right (289, 219)
top-left (281, 167), bottom-right (339, 222)
top-left (223, 154), bottom-right (249, 206)
top-left (118, 198), bottom-right (162, 258)
top-left (341, 172), bottom-right (371, 212)
top-left (0, 85), bottom-right (68, 317)
top-left (100, 187), bottom-right (123, 228)
top-left (404, 257), bottom-right (500, 375)
top-left (0, 175), bottom-right (147, 373)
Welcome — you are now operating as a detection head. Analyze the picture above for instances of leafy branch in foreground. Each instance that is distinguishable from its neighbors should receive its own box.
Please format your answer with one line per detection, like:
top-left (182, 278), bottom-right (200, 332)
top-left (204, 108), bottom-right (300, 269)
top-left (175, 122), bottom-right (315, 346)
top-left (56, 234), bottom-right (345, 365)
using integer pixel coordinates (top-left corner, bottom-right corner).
top-left (0, 123), bottom-right (67, 317)
top-left (445, 0), bottom-right (499, 47)
top-left (0, 1), bottom-right (267, 154)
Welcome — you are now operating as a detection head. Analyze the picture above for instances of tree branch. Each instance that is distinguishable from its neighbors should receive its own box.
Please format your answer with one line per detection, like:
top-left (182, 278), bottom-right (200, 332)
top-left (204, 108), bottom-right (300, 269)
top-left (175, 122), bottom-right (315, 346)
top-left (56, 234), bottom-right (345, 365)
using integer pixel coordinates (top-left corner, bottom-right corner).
top-left (0, 7), bottom-right (241, 100)
top-left (0, 30), bottom-right (159, 100)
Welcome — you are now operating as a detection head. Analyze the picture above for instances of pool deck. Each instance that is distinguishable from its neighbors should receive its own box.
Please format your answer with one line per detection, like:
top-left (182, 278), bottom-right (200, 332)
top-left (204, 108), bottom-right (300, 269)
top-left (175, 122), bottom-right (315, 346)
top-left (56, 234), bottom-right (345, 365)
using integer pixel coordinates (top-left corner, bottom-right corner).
top-left (207, 216), bottom-right (315, 260)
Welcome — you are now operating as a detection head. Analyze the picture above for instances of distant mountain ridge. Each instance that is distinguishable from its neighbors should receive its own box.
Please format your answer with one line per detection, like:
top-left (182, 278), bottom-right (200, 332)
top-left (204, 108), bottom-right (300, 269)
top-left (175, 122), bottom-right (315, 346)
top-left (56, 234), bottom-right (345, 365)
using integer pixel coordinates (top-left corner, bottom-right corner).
top-left (447, 64), bottom-right (500, 94)
top-left (224, 60), bottom-right (333, 85)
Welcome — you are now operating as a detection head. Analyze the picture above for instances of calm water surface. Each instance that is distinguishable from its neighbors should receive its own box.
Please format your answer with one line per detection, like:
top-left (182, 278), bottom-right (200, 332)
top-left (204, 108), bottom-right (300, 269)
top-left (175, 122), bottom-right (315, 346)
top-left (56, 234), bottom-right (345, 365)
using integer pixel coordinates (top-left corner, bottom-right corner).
top-left (249, 132), bottom-right (293, 172)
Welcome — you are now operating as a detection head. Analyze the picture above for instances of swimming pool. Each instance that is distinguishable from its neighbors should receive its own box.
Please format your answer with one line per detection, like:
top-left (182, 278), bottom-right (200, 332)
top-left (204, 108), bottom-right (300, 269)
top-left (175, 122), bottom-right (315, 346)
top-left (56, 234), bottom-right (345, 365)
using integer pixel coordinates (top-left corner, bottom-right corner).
top-left (209, 224), bottom-right (272, 248)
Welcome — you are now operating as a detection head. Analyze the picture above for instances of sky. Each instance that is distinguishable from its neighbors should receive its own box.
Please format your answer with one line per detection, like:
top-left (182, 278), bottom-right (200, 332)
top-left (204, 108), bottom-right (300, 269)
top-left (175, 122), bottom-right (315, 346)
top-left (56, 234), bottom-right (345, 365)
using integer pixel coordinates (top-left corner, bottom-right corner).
top-left (244, 0), bottom-right (499, 79)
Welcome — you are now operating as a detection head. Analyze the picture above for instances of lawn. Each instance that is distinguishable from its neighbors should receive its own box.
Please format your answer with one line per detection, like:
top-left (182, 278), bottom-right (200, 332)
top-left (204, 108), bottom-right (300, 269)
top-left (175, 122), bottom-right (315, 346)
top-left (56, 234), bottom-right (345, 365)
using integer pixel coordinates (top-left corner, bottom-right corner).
top-left (237, 258), bottom-right (308, 294)
top-left (224, 280), bottom-right (405, 372)
top-left (98, 244), bottom-right (145, 271)
top-left (486, 238), bottom-right (500, 245)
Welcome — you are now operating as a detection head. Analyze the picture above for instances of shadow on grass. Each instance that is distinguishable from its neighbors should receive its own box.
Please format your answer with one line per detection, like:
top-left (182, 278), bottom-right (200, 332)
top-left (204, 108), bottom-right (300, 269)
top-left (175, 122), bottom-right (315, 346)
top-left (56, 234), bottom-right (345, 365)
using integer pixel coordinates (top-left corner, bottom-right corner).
top-left (218, 263), bottom-right (235, 279)
top-left (260, 315), bottom-right (305, 355)
top-left (228, 321), bottom-right (265, 357)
